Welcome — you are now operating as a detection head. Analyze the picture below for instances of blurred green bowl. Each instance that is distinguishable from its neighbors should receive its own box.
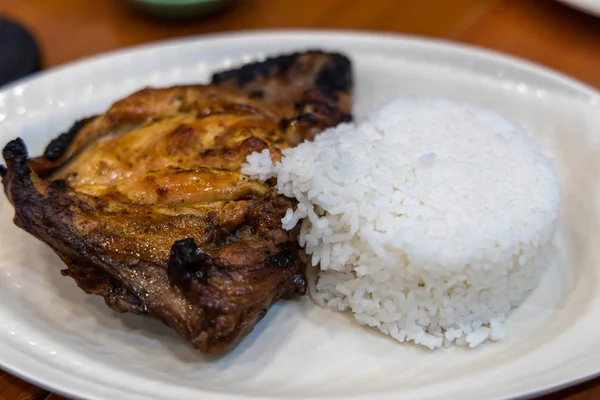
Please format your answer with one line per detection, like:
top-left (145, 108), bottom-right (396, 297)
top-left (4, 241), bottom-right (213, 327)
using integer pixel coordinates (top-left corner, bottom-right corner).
top-left (127, 0), bottom-right (231, 19)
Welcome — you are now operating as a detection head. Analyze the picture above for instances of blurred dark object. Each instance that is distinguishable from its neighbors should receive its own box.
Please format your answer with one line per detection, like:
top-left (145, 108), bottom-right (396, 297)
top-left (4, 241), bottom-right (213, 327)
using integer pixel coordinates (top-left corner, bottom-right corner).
top-left (0, 17), bottom-right (40, 87)
top-left (126, 0), bottom-right (231, 19)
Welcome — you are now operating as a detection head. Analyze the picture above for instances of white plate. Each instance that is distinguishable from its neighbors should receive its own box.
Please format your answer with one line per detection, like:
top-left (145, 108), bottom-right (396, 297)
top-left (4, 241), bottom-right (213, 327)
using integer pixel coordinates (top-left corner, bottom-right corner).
top-left (558, 0), bottom-right (600, 17)
top-left (2, 30), bottom-right (600, 400)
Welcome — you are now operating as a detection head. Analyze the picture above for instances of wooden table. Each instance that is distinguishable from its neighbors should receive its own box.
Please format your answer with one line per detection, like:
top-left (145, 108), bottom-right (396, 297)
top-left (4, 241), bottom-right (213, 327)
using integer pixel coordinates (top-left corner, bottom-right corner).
top-left (1, 0), bottom-right (599, 399)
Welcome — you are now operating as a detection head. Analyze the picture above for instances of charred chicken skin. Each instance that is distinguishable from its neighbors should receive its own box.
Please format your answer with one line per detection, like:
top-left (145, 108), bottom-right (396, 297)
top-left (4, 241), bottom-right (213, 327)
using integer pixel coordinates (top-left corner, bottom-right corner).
top-left (1, 51), bottom-right (353, 354)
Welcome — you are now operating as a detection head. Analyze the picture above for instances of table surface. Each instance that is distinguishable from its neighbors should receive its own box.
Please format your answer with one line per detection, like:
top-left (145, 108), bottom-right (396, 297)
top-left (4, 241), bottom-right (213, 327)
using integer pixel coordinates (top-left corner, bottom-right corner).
top-left (1, 0), bottom-right (600, 399)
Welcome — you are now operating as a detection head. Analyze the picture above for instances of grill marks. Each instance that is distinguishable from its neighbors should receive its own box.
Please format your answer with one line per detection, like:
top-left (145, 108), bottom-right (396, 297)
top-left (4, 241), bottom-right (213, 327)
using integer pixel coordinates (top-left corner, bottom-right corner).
top-left (44, 117), bottom-right (96, 161)
top-left (168, 238), bottom-right (209, 286)
top-left (1, 50), bottom-right (353, 355)
top-left (314, 54), bottom-right (353, 98)
top-left (211, 53), bottom-right (299, 86)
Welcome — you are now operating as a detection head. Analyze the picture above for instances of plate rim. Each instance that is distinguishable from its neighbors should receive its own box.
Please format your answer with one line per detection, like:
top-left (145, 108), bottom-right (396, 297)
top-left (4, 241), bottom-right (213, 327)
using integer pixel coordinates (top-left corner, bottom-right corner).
top-left (557, 0), bottom-right (600, 17)
top-left (1, 29), bottom-right (600, 400)
top-left (2, 28), bottom-right (599, 99)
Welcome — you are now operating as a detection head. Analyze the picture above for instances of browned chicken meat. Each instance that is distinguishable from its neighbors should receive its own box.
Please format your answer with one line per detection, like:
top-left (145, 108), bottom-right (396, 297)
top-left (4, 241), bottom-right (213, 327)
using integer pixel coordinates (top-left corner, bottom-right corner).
top-left (1, 51), bottom-right (353, 354)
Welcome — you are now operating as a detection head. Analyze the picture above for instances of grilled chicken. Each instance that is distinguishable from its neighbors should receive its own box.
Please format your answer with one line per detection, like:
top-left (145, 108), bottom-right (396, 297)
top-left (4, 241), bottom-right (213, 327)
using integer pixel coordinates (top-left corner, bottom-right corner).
top-left (1, 51), bottom-right (353, 354)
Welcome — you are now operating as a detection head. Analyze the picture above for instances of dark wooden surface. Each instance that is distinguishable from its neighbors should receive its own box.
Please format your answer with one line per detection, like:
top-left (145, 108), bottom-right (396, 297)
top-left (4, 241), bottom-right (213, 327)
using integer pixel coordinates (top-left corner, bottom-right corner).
top-left (1, 0), bottom-right (600, 399)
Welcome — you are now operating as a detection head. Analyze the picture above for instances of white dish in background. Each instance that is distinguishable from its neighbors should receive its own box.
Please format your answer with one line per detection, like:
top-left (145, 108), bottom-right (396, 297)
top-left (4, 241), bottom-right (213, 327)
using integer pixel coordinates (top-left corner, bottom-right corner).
top-left (1, 30), bottom-right (600, 400)
top-left (558, 0), bottom-right (600, 17)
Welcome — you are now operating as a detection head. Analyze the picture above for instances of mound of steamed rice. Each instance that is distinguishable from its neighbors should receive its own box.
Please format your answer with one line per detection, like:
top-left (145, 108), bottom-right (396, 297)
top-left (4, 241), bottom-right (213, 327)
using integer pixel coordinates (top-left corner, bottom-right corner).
top-left (243, 96), bottom-right (561, 349)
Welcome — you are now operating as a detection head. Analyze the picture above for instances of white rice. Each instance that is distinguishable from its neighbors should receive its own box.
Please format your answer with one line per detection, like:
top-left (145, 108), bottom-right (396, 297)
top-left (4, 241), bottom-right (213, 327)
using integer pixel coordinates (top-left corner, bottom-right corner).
top-left (242, 97), bottom-right (561, 349)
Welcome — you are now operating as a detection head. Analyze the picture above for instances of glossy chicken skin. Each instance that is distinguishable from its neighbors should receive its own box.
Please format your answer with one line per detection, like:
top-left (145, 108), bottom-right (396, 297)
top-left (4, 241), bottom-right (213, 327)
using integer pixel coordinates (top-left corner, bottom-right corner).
top-left (1, 51), bottom-right (353, 354)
